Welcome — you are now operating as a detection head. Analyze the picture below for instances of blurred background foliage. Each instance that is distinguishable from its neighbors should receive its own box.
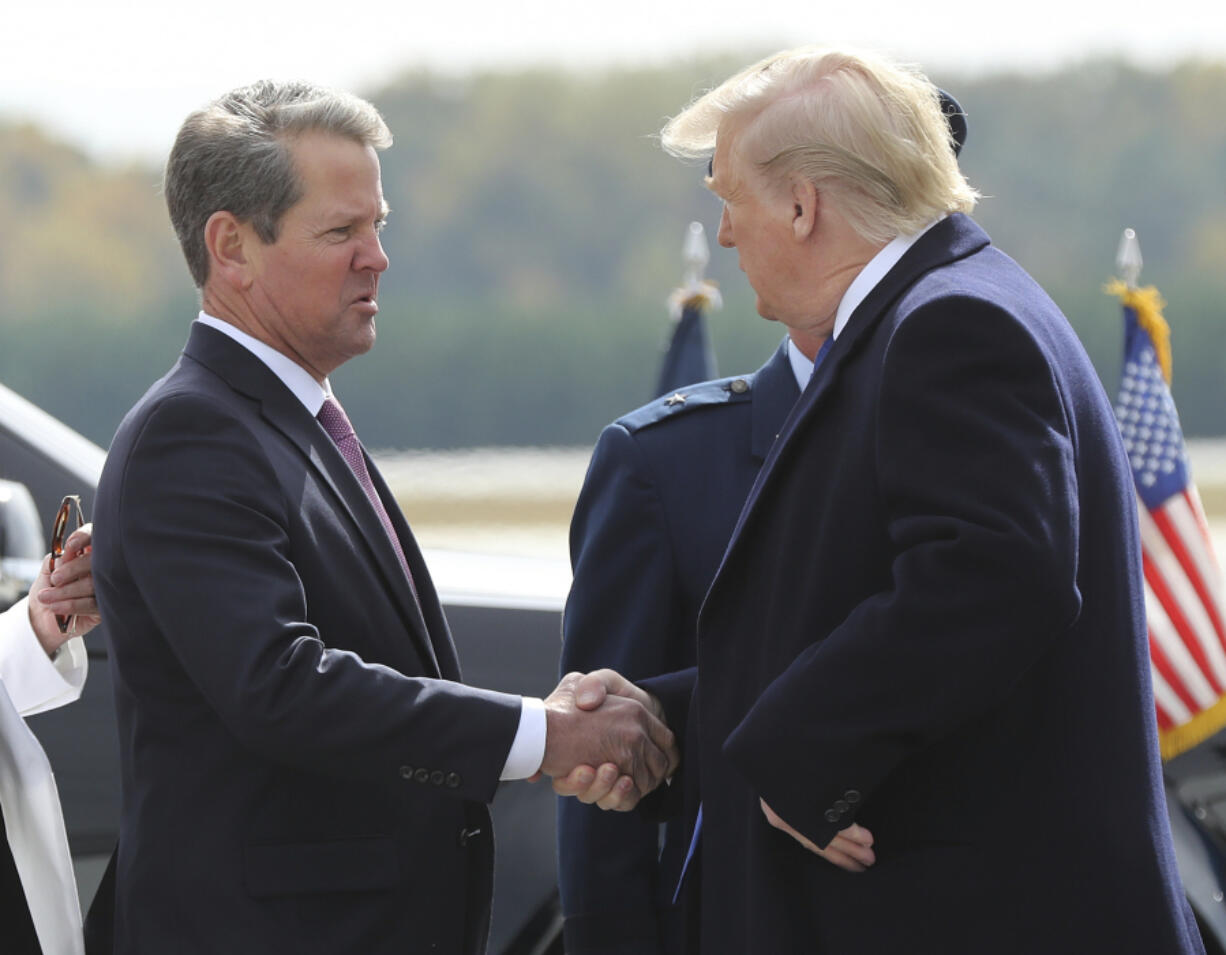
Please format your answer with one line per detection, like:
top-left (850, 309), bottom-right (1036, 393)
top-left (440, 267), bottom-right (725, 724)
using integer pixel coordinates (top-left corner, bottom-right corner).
top-left (2, 55), bottom-right (1224, 449)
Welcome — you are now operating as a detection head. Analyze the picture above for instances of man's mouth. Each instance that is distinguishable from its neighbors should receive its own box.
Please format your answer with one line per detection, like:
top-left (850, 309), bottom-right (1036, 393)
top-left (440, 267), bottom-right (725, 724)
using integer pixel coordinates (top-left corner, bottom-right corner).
top-left (352, 290), bottom-right (378, 313)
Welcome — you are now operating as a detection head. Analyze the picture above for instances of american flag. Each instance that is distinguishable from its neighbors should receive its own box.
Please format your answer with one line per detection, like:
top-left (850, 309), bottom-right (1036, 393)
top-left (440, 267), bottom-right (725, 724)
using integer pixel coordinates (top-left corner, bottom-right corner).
top-left (1110, 280), bottom-right (1226, 760)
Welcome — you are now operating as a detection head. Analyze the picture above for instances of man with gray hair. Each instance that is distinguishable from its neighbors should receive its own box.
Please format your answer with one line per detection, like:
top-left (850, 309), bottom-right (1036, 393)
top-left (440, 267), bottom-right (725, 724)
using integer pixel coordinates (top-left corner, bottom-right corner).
top-left (90, 80), bottom-right (676, 954)
top-left (561, 47), bottom-right (1203, 953)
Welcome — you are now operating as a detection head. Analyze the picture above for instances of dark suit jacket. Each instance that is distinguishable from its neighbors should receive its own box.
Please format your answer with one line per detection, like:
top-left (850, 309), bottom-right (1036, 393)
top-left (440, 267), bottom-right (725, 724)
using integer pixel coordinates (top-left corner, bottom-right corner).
top-left (91, 323), bottom-right (523, 954)
top-left (649, 215), bottom-right (1205, 954)
top-left (558, 344), bottom-right (799, 954)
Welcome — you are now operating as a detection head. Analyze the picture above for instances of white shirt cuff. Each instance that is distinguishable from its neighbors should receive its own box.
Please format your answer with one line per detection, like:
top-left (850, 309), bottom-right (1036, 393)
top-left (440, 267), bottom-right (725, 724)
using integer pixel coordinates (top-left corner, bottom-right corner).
top-left (0, 597), bottom-right (88, 716)
top-left (499, 696), bottom-right (547, 780)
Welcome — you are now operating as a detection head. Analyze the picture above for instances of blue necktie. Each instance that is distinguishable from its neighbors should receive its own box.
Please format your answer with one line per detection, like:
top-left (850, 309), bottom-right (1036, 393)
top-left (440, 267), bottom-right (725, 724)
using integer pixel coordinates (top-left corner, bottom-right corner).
top-left (673, 334), bottom-right (835, 904)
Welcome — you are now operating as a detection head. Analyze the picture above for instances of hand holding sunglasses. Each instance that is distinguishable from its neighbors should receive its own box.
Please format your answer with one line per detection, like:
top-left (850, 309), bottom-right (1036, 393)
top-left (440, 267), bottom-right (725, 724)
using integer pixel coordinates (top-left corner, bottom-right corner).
top-left (34, 494), bottom-right (100, 648)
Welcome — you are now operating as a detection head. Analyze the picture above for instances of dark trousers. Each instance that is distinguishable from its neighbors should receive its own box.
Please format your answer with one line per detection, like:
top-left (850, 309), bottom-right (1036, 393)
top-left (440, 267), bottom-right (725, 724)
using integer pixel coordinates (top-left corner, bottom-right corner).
top-left (0, 811), bottom-right (43, 955)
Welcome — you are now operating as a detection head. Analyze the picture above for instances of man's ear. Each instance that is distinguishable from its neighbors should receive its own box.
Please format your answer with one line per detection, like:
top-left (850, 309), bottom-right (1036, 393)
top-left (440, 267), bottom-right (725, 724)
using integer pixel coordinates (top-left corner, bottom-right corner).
top-left (790, 178), bottom-right (819, 242)
top-left (204, 211), bottom-right (254, 289)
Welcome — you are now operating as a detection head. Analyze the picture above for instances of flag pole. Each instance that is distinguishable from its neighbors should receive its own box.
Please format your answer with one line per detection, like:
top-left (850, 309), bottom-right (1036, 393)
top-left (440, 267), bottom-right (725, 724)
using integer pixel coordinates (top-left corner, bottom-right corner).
top-left (656, 222), bottom-right (720, 398)
top-left (1117, 228), bottom-right (1143, 291)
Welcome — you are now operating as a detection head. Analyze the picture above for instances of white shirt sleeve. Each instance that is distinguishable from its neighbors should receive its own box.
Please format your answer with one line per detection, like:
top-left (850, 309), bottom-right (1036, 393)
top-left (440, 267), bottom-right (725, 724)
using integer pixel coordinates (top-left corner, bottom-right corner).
top-left (499, 696), bottom-right (547, 780)
top-left (0, 597), bottom-right (88, 716)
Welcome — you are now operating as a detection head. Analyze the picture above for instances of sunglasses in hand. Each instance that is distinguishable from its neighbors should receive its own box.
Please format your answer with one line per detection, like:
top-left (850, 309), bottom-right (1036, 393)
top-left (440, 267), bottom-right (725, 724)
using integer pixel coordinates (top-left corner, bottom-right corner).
top-left (48, 494), bottom-right (85, 634)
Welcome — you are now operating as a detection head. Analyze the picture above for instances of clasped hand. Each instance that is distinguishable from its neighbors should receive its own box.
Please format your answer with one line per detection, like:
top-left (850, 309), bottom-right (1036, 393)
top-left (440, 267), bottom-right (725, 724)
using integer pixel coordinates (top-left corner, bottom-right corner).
top-left (539, 669), bottom-right (677, 811)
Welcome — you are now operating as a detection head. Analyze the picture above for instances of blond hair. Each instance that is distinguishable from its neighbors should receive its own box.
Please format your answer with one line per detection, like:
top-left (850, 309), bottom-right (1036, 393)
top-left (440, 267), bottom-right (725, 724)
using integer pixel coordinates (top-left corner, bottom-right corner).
top-left (662, 47), bottom-right (978, 243)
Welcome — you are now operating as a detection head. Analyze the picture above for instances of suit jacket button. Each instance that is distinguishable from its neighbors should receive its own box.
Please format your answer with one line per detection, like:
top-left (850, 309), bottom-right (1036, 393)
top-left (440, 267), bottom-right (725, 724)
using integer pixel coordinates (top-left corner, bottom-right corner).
top-left (844, 790), bottom-right (861, 804)
top-left (414, 768), bottom-right (430, 784)
top-left (430, 770), bottom-right (445, 786)
top-left (833, 800), bottom-right (850, 814)
top-left (824, 809), bottom-right (841, 823)
top-left (399, 765), bottom-right (414, 780)
top-left (446, 772), bottom-right (462, 788)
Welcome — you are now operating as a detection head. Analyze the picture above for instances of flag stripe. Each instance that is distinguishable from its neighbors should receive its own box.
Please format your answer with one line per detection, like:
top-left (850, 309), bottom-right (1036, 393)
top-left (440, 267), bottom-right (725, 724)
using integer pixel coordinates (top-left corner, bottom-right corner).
top-left (1142, 620), bottom-right (1201, 715)
top-left (1185, 486), bottom-right (1220, 563)
top-left (1150, 662), bottom-right (1188, 730)
top-left (1143, 554), bottom-right (1222, 705)
top-left (1152, 496), bottom-right (1226, 652)
top-left (1170, 488), bottom-right (1226, 619)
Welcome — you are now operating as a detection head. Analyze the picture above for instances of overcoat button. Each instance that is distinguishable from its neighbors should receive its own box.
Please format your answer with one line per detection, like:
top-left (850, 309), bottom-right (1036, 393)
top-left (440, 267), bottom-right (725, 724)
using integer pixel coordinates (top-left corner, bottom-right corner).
top-left (844, 790), bottom-right (861, 804)
top-left (414, 768), bottom-right (430, 784)
top-left (430, 770), bottom-right (445, 786)
top-left (833, 800), bottom-right (849, 814)
top-left (446, 772), bottom-right (462, 788)
top-left (399, 765), bottom-right (414, 779)
top-left (824, 809), bottom-right (840, 823)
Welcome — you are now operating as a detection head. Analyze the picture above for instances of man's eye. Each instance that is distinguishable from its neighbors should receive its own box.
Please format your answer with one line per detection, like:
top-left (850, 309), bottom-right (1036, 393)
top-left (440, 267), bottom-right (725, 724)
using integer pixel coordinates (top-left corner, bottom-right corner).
top-left (374, 219), bottom-right (388, 234)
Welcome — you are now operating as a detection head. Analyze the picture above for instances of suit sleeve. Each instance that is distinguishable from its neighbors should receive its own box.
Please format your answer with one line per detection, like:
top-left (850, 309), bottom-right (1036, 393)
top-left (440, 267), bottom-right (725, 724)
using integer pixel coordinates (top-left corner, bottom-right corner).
top-left (109, 394), bottom-right (521, 803)
top-left (557, 423), bottom-right (686, 955)
top-left (724, 298), bottom-right (1082, 848)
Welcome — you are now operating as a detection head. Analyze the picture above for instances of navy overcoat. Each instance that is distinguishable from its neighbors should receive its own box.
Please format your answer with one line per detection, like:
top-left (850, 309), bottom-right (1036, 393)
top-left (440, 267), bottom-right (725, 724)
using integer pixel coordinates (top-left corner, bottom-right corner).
top-left (648, 215), bottom-right (1204, 954)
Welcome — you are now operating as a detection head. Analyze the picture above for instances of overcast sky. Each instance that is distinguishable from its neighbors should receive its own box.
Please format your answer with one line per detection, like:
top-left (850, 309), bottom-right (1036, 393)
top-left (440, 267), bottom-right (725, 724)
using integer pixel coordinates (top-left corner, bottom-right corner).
top-left (5, 0), bottom-right (1224, 162)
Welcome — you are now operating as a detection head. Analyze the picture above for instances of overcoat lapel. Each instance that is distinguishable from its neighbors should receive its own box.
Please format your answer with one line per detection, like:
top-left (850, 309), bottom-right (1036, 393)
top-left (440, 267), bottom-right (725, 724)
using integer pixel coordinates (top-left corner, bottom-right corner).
top-left (749, 340), bottom-right (803, 462)
top-left (709, 215), bottom-right (992, 600)
top-left (182, 324), bottom-right (441, 675)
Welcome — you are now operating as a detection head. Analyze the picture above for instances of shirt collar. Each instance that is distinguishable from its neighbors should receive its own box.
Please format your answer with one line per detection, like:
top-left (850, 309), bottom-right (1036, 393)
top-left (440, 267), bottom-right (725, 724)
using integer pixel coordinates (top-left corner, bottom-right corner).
top-left (831, 217), bottom-right (943, 341)
top-left (786, 337), bottom-right (815, 391)
top-left (196, 312), bottom-right (331, 416)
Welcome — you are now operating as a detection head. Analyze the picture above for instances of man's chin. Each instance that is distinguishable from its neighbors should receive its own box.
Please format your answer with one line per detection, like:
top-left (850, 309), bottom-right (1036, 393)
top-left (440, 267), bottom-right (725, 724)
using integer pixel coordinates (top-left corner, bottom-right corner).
top-left (347, 318), bottom-right (377, 357)
top-left (755, 299), bottom-right (778, 323)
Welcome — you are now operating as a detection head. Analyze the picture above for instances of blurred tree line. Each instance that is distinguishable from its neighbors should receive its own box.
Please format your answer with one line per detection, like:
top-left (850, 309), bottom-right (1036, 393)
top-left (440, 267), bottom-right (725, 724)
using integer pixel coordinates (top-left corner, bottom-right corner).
top-left (1, 55), bottom-right (1224, 450)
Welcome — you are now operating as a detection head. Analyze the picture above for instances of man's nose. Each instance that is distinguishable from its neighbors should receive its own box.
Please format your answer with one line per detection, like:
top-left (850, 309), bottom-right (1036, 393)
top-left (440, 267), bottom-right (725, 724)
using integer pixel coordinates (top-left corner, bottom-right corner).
top-left (358, 232), bottom-right (389, 273)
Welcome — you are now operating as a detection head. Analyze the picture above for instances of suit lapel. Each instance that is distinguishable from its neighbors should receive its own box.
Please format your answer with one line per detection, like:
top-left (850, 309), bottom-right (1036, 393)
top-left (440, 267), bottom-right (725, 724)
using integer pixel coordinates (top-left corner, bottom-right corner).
top-left (366, 457), bottom-right (458, 679)
top-left (182, 324), bottom-right (442, 676)
top-left (749, 340), bottom-right (802, 462)
top-left (713, 215), bottom-right (992, 595)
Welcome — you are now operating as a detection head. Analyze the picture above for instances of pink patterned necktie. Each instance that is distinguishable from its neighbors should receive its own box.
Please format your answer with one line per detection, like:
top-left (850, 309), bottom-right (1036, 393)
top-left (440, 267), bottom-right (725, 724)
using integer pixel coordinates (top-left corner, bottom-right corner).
top-left (317, 396), bottom-right (417, 599)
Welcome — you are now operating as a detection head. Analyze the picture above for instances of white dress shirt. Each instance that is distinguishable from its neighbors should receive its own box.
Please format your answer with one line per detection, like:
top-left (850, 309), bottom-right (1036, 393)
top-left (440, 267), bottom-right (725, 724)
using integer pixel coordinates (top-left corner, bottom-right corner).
top-left (0, 597), bottom-right (87, 955)
top-left (195, 314), bottom-right (546, 779)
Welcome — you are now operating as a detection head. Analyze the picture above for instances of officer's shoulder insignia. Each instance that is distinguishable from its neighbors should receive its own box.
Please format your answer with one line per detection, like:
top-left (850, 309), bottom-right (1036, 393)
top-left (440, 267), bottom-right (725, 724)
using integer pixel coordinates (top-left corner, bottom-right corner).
top-left (617, 374), bottom-right (755, 434)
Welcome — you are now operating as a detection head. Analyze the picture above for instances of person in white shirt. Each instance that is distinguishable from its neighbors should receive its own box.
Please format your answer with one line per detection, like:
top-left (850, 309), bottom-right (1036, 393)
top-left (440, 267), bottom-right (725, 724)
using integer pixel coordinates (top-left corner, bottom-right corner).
top-left (1, 523), bottom-right (98, 955)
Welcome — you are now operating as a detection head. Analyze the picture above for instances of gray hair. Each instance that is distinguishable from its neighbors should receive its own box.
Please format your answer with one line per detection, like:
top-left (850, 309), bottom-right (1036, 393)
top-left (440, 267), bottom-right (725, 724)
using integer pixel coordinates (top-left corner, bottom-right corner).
top-left (661, 48), bottom-right (978, 244)
top-left (165, 79), bottom-right (393, 287)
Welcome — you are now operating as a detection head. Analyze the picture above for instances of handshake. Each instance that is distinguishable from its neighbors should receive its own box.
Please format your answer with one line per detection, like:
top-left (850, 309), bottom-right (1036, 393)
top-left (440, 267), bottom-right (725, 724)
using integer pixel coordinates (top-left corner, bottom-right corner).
top-left (538, 669), bottom-right (678, 811)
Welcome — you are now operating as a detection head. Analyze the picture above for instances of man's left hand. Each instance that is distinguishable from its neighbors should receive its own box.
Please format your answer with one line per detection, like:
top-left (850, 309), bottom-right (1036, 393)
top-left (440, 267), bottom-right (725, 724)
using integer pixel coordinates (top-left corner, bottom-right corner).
top-left (760, 798), bottom-right (876, 872)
